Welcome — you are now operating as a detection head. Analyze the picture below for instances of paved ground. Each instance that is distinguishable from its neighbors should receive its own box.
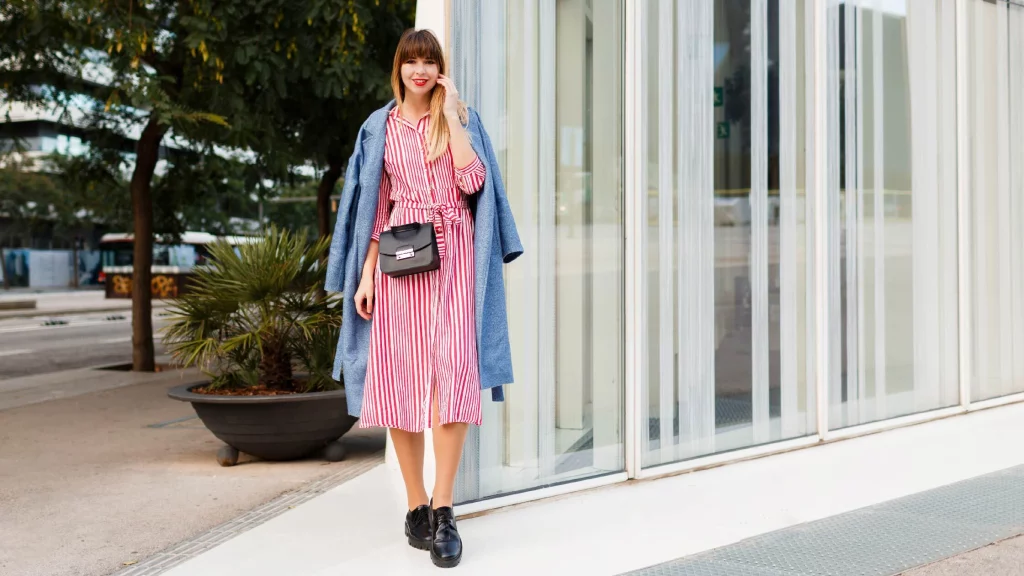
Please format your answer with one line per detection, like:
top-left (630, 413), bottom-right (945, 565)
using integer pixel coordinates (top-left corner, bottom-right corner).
top-left (0, 313), bottom-right (170, 379)
top-left (627, 463), bottom-right (1024, 576)
top-left (902, 535), bottom-right (1024, 575)
top-left (153, 401), bottom-right (1024, 576)
top-left (0, 289), bottom-right (171, 319)
top-left (0, 366), bottom-right (384, 576)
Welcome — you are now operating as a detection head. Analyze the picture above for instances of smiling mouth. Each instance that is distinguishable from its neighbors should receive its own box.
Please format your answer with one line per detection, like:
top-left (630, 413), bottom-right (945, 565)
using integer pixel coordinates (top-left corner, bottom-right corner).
top-left (412, 79), bottom-right (428, 86)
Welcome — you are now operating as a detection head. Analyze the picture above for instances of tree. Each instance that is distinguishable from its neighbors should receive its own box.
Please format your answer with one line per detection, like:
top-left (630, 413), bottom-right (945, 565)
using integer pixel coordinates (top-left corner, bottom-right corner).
top-left (231, 2), bottom-right (415, 239)
top-left (262, 176), bottom-right (321, 238)
top-left (150, 151), bottom-right (259, 236)
top-left (1, 0), bottom-right (410, 371)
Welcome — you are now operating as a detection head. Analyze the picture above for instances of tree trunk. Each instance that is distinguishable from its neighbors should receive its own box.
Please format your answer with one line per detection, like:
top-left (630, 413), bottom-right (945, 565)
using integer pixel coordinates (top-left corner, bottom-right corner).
top-left (259, 336), bottom-right (293, 390)
top-left (316, 157), bottom-right (343, 240)
top-left (131, 117), bottom-right (168, 372)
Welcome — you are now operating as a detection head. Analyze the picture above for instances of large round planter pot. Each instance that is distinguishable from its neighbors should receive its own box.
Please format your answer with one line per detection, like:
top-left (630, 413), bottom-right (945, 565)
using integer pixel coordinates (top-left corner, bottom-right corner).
top-left (168, 384), bottom-right (358, 464)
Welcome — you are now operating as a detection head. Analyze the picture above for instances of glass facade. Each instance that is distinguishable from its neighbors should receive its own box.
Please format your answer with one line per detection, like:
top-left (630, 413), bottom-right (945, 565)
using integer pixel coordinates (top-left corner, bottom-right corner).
top-left (443, 0), bottom-right (1024, 506)
top-left (640, 0), bottom-right (812, 467)
top-left (832, 1), bottom-right (960, 427)
top-left (967, 0), bottom-right (1024, 401)
top-left (451, 0), bottom-right (625, 503)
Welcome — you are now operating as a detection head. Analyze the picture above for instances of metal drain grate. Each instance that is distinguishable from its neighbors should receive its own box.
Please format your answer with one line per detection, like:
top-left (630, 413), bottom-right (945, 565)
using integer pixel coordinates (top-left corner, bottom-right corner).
top-left (623, 466), bottom-right (1024, 576)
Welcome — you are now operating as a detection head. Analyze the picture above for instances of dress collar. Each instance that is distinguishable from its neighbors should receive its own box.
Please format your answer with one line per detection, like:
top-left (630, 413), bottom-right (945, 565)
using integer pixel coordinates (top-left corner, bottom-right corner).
top-left (391, 105), bottom-right (431, 130)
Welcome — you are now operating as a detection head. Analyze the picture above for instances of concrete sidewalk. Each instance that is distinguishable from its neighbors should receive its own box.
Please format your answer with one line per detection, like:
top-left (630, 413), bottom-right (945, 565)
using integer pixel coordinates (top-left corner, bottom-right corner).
top-left (0, 364), bottom-right (385, 576)
top-left (0, 289), bottom-right (172, 320)
top-left (141, 399), bottom-right (1024, 576)
top-left (904, 536), bottom-right (1024, 575)
top-left (0, 359), bottom-right (184, 411)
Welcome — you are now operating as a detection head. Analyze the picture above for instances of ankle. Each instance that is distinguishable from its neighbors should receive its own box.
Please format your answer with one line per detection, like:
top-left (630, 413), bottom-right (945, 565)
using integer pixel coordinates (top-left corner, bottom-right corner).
top-left (431, 495), bottom-right (454, 508)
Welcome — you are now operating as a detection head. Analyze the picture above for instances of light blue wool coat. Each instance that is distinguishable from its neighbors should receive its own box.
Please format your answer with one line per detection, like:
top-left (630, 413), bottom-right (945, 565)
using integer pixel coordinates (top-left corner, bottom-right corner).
top-left (325, 100), bottom-right (523, 418)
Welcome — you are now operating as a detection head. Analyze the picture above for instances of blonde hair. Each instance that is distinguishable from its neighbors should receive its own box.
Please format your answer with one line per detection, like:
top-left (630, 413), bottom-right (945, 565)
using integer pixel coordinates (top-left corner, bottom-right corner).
top-left (391, 29), bottom-right (468, 162)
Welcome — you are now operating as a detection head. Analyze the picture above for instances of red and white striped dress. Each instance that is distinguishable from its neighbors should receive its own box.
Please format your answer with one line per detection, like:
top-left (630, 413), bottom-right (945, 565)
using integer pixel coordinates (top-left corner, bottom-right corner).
top-left (360, 106), bottom-right (486, 432)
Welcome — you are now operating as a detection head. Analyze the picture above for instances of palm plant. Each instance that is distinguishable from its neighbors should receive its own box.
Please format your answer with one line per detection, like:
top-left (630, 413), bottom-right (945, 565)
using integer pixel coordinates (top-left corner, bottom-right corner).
top-left (164, 225), bottom-right (343, 393)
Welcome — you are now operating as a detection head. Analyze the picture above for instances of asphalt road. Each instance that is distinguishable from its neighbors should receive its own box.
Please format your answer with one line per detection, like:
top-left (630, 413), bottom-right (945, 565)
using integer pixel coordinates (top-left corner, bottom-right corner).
top-left (0, 313), bottom-right (170, 380)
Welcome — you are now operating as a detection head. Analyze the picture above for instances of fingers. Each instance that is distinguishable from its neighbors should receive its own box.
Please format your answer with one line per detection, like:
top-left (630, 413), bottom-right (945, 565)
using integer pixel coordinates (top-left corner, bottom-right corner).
top-left (437, 75), bottom-right (457, 96)
top-left (355, 293), bottom-right (371, 321)
top-left (366, 291), bottom-right (374, 316)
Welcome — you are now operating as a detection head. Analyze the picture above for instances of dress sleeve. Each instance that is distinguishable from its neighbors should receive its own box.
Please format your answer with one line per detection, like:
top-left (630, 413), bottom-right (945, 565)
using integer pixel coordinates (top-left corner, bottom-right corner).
top-left (454, 155), bottom-right (487, 194)
top-left (370, 171), bottom-right (392, 241)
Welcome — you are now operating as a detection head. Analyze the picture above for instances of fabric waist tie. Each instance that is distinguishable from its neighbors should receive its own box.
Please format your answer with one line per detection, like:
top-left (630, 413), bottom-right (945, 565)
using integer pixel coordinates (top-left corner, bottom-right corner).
top-left (393, 200), bottom-right (467, 225)
top-left (393, 200), bottom-right (467, 259)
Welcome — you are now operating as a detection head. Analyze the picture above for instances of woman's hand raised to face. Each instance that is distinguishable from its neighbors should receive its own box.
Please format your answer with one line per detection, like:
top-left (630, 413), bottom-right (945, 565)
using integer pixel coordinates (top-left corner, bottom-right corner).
top-left (437, 74), bottom-right (460, 121)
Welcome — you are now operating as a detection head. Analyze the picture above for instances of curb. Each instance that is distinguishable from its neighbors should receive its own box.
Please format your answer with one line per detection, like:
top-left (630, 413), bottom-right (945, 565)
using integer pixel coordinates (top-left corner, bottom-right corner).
top-left (0, 303), bottom-right (172, 320)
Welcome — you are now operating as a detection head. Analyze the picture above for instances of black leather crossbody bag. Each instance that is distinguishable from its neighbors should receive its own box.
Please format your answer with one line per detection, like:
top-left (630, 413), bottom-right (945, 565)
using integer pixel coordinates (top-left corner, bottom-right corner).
top-left (377, 222), bottom-right (440, 278)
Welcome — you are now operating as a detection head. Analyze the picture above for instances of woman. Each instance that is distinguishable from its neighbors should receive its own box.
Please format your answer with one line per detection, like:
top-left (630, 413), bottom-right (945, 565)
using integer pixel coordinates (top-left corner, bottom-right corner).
top-left (324, 29), bottom-right (522, 569)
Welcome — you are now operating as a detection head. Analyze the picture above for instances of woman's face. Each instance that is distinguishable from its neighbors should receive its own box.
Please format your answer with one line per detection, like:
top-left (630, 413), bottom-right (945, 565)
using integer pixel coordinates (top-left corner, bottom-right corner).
top-left (401, 56), bottom-right (439, 98)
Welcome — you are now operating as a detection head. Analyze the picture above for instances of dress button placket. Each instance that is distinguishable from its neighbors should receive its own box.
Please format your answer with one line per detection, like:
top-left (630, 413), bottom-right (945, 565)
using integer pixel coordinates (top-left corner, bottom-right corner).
top-left (418, 120), bottom-right (439, 430)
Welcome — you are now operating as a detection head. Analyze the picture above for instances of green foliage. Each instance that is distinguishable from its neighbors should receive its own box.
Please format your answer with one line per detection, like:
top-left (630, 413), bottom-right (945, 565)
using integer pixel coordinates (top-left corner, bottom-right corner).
top-left (150, 151), bottom-right (258, 236)
top-left (163, 225), bottom-right (343, 393)
top-left (0, 163), bottom-right (63, 240)
top-left (262, 176), bottom-right (326, 239)
top-left (48, 152), bottom-right (133, 233)
top-left (0, 152), bottom-right (122, 245)
top-left (0, 0), bottom-right (415, 230)
top-left (1, 151), bottom-right (259, 242)
top-left (252, 0), bottom-right (416, 178)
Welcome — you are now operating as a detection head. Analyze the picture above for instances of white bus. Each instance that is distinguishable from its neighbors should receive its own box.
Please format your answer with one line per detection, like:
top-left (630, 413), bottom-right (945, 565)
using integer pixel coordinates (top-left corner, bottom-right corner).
top-left (98, 231), bottom-right (258, 298)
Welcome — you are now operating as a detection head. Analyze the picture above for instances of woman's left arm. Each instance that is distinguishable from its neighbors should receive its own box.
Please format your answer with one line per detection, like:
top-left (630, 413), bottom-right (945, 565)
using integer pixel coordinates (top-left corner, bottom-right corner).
top-left (451, 121), bottom-right (486, 196)
top-left (448, 116), bottom-right (478, 169)
top-left (438, 74), bottom-right (479, 170)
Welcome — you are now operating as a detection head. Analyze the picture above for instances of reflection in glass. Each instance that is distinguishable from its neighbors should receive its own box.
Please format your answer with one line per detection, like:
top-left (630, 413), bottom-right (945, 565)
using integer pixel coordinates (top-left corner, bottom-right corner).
top-left (832, 0), bottom-right (958, 426)
top-left (451, 0), bottom-right (625, 504)
top-left (642, 0), bottom-right (811, 468)
top-left (968, 0), bottom-right (1024, 402)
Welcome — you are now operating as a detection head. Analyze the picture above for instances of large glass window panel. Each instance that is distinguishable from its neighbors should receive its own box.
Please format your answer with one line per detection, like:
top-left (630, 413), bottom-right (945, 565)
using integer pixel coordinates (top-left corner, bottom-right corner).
top-left (642, 0), bottom-right (811, 468)
top-left (968, 0), bottom-right (1024, 402)
top-left (451, 0), bottom-right (625, 504)
top-left (831, 0), bottom-right (959, 427)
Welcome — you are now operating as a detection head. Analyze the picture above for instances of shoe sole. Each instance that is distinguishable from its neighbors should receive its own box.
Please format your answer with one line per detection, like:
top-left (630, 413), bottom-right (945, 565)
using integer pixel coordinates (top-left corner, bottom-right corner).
top-left (405, 528), bottom-right (431, 551)
top-left (430, 551), bottom-right (462, 568)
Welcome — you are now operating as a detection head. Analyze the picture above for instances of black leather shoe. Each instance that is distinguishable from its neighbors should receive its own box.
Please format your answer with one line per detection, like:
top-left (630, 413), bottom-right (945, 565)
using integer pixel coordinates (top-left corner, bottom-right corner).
top-left (430, 502), bottom-right (462, 568)
top-left (405, 505), bottom-right (431, 551)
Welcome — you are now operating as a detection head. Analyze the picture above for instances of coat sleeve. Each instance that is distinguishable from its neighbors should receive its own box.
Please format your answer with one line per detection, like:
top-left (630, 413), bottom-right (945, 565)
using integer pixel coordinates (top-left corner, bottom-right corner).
top-left (325, 134), bottom-right (364, 293)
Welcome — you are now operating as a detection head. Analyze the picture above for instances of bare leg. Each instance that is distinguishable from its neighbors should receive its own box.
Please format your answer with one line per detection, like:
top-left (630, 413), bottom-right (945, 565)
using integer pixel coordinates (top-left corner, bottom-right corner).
top-left (431, 391), bottom-right (469, 508)
top-left (389, 428), bottom-right (429, 511)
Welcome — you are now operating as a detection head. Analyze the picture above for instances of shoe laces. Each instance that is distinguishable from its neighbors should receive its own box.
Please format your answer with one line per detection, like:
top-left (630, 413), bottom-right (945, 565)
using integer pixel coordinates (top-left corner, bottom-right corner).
top-left (433, 506), bottom-right (456, 530)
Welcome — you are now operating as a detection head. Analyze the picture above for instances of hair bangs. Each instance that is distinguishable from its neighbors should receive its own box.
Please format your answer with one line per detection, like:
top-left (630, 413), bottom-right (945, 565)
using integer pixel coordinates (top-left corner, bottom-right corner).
top-left (395, 29), bottom-right (443, 65)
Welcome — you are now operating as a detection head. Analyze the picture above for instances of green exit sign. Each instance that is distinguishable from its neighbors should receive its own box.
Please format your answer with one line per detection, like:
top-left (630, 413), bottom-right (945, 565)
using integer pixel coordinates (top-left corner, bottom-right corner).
top-left (716, 121), bottom-right (730, 139)
top-left (714, 87), bottom-right (724, 107)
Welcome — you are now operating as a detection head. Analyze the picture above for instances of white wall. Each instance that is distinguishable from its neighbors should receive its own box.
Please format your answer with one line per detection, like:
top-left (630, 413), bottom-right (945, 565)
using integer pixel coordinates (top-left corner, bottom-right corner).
top-left (29, 250), bottom-right (73, 288)
top-left (414, 0), bottom-right (446, 49)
